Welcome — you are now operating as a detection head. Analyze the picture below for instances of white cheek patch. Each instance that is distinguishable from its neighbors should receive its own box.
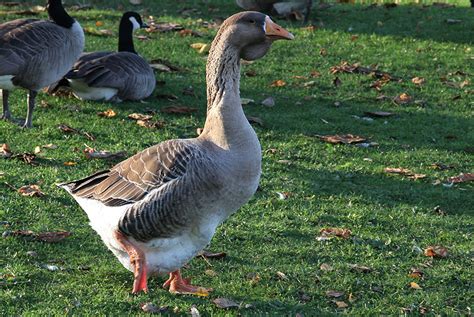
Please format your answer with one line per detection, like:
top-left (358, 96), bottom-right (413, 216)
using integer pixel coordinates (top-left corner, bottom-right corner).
top-left (129, 17), bottom-right (141, 31)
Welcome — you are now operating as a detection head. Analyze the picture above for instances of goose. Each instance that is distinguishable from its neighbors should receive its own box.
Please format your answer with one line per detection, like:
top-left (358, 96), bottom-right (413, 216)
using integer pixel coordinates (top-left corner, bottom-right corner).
top-left (59, 11), bottom-right (294, 295)
top-left (62, 12), bottom-right (155, 102)
top-left (0, 0), bottom-right (84, 128)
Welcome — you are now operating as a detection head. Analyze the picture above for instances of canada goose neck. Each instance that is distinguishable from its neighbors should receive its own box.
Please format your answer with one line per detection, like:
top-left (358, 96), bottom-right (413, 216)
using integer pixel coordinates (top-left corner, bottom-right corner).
top-left (47, 0), bottom-right (74, 28)
top-left (118, 18), bottom-right (136, 53)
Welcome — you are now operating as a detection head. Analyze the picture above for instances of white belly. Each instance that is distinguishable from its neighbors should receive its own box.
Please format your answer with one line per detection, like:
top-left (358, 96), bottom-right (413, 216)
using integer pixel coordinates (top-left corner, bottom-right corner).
top-left (0, 75), bottom-right (16, 90)
top-left (68, 79), bottom-right (119, 101)
top-left (70, 194), bottom-right (221, 276)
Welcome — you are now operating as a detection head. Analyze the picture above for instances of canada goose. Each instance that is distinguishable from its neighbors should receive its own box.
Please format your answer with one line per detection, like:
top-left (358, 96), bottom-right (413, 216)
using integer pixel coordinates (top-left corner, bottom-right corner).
top-left (236, 0), bottom-right (313, 22)
top-left (0, 0), bottom-right (84, 128)
top-left (59, 12), bottom-right (293, 295)
top-left (63, 12), bottom-right (155, 102)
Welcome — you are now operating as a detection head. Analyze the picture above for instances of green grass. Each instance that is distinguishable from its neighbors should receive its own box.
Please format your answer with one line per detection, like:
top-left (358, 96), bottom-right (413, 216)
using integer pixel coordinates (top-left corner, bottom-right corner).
top-left (1, 0), bottom-right (473, 315)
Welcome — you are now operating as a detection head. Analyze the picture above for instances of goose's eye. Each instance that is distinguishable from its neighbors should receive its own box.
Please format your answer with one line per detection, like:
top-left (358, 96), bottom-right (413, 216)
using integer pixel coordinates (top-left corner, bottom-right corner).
top-left (249, 19), bottom-right (256, 24)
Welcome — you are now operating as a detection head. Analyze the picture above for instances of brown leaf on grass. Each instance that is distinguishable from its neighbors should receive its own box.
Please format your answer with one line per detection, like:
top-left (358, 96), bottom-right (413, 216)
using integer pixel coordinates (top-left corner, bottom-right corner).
top-left (333, 76), bottom-right (342, 87)
top-left (370, 75), bottom-right (391, 91)
top-left (394, 93), bottom-right (412, 105)
top-left (270, 79), bottom-right (286, 87)
top-left (190, 42), bottom-right (210, 54)
top-left (335, 301), bottom-right (349, 308)
top-left (161, 106), bottom-right (197, 114)
top-left (412, 77), bottom-right (426, 86)
top-left (179, 29), bottom-right (202, 37)
top-left (63, 161), bottom-right (77, 166)
top-left (446, 173), bottom-right (474, 183)
top-left (246, 115), bottom-right (264, 126)
top-left (350, 35), bottom-right (359, 41)
top-left (326, 290), bottom-right (344, 298)
top-left (128, 113), bottom-right (153, 121)
top-left (320, 228), bottom-right (352, 239)
top-left (198, 250), bottom-right (226, 259)
top-left (137, 120), bottom-right (165, 129)
top-left (364, 111), bottom-right (394, 117)
top-left (276, 271), bottom-right (288, 280)
top-left (320, 263), bottom-right (333, 271)
top-left (147, 22), bottom-right (183, 33)
top-left (18, 185), bottom-right (44, 197)
top-left (408, 268), bottom-right (424, 279)
top-left (348, 264), bottom-right (372, 273)
top-left (316, 134), bottom-right (367, 144)
top-left (424, 246), bottom-right (448, 258)
top-left (384, 167), bottom-right (426, 179)
top-left (149, 58), bottom-right (183, 72)
top-left (140, 302), bottom-right (168, 313)
top-left (36, 231), bottom-right (71, 243)
top-left (213, 298), bottom-right (239, 309)
top-left (150, 63), bottom-right (172, 72)
top-left (409, 282), bottom-right (422, 290)
top-left (58, 124), bottom-right (95, 141)
top-left (0, 144), bottom-right (12, 158)
top-left (11, 152), bottom-right (37, 165)
top-left (83, 146), bottom-right (127, 160)
top-left (34, 146), bottom-right (41, 154)
top-left (97, 109), bottom-right (116, 118)
top-left (311, 70), bottom-right (322, 77)
top-left (245, 70), bottom-right (257, 77)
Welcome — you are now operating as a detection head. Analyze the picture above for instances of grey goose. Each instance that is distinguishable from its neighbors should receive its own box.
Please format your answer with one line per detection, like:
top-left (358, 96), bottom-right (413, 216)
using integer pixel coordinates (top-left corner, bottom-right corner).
top-left (62, 12), bottom-right (155, 102)
top-left (59, 12), bottom-right (294, 295)
top-left (0, 0), bottom-right (84, 128)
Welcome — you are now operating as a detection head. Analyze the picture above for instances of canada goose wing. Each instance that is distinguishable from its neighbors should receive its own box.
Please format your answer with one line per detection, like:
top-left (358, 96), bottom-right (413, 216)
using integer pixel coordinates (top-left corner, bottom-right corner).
top-left (0, 20), bottom-right (70, 76)
top-left (64, 139), bottom-right (219, 208)
top-left (0, 18), bottom-right (38, 37)
top-left (66, 52), bottom-right (150, 89)
top-left (73, 51), bottom-right (114, 68)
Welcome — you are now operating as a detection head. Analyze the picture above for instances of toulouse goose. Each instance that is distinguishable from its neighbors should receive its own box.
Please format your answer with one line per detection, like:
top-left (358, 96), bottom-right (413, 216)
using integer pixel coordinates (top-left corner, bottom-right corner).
top-left (63, 12), bottom-right (155, 102)
top-left (0, 0), bottom-right (84, 128)
top-left (59, 11), bottom-right (293, 295)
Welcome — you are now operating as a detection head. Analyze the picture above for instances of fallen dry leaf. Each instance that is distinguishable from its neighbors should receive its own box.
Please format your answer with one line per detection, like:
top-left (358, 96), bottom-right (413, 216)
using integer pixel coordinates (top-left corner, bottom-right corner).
top-left (0, 143), bottom-right (12, 158)
top-left (97, 109), bottom-right (116, 118)
top-left (276, 191), bottom-right (290, 200)
top-left (335, 301), bottom-right (349, 308)
top-left (430, 163), bottom-right (454, 170)
top-left (412, 77), bottom-right (426, 86)
top-left (190, 42), bottom-right (210, 54)
top-left (198, 250), bottom-right (226, 259)
top-left (394, 93), bottom-right (412, 105)
top-left (83, 146), bottom-right (127, 160)
top-left (137, 120), bottom-right (165, 129)
top-left (410, 282), bottom-right (422, 290)
top-left (408, 268), bottom-right (424, 279)
top-left (326, 290), bottom-right (344, 298)
top-left (384, 167), bottom-right (426, 179)
top-left (205, 269), bottom-right (218, 277)
top-left (213, 298), bottom-right (239, 309)
top-left (276, 271), bottom-right (288, 280)
top-left (140, 302), bottom-right (168, 313)
top-left (348, 264), bottom-right (372, 273)
top-left (161, 106), bottom-right (197, 114)
top-left (320, 228), bottom-right (352, 239)
top-left (128, 113), bottom-right (153, 121)
top-left (446, 173), bottom-right (474, 184)
top-left (241, 98), bottom-right (255, 105)
top-left (364, 111), bottom-right (394, 118)
top-left (424, 246), bottom-right (448, 258)
top-left (34, 146), bottom-right (41, 154)
top-left (245, 70), bottom-right (257, 77)
top-left (261, 96), bottom-right (275, 107)
top-left (320, 263), bottom-right (333, 271)
top-left (149, 58), bottom-right (183, 72)
top-left (95, 21), bottom-right (103, 27)
top-left (11, 152), bottom-right (37, 165)
top-left (246, 115), bottom-right (264, 126)
top-left (18, 185), bottom-right (44, 197)
top-left (58, 124), bottom-right (95, 141)
top-left (147, 22), bottom-right (183, 33)
top-left (63, 161), bottom-right (77, 166)
top-left (316, 134), bottom-right (367, 144)
top-left (83, 27), bottom-right (113, 37)
top-left (270, 79), bottom-right (286, 87)
top-left (36, 231), bottom-right (71, 243)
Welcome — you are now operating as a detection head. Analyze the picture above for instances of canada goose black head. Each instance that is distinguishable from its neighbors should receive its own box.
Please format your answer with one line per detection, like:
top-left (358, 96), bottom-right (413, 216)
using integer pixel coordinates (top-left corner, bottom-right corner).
top-left (47, 0), bottom-right (75, 28)
top-left (118, 12), bottom-right (147, 54)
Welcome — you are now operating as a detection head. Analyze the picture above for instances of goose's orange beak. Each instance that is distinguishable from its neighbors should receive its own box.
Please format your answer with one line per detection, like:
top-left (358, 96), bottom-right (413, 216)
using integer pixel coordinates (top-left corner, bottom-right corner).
top-left (264, 16), bottom-right (294, 40)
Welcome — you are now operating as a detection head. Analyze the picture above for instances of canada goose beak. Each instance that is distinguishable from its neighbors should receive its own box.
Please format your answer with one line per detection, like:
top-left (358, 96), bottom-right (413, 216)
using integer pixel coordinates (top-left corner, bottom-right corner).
top-left (264, 16), bottom-right (294, 40)
top-left (141, 22), bottom-right (148, 29)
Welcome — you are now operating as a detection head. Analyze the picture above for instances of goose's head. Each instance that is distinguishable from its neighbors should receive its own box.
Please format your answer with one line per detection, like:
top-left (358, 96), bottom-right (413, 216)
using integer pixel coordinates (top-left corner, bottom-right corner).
top-left (219, 11), bottom-right (294, 61)
top-left (121, 11), bottom-right (147, 31)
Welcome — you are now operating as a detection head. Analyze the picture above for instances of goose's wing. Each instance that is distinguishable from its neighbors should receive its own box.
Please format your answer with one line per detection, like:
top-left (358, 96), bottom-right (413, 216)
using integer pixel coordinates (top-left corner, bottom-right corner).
top-left (0, 20), bottom-right (67, 76)
top-left (63, 140), bottom-right (221, 241)
top-left (65, 51), bottom-right (151, 90)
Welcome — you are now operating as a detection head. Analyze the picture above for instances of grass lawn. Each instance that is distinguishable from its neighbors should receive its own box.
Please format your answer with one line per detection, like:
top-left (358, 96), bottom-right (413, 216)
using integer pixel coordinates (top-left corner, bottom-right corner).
top-left (1, 0), bottom-right (473, 315)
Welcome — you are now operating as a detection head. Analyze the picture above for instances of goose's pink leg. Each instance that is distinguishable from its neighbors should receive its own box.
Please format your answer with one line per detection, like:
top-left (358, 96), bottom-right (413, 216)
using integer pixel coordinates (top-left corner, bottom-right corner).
top-left (162, 270), bottom-right (212, 296)
top-left (114, 231), bottom-right (148, 293)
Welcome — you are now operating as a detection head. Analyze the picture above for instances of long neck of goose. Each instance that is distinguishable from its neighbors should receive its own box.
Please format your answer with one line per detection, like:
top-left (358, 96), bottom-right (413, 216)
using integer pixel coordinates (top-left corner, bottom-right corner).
top-left (202, 38), bottom-right (251, 149)
top-left (118, 21), bottom-right (136, 53)
top-left (48, 0), bottom-right (74, 28)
